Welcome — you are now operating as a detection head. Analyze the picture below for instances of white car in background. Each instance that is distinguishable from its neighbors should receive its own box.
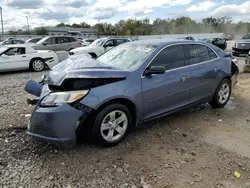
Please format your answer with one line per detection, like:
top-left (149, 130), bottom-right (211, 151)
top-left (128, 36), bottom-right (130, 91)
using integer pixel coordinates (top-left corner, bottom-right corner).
top-left (69, 37), bottom-right (131, 58)
top-left (81, 39), bottom-right (94, 47)
top-left (0, 45), bottom-right (59, 72)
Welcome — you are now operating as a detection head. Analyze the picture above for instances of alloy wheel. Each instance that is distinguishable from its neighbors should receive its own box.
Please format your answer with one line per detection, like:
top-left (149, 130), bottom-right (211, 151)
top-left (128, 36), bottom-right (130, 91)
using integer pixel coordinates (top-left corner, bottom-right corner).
top-left (100, 110), bottom-right (128, 142)
top-left (218, 83), bottom-right (230, 104)
top-left (32, 60), bottom-right (44, 71)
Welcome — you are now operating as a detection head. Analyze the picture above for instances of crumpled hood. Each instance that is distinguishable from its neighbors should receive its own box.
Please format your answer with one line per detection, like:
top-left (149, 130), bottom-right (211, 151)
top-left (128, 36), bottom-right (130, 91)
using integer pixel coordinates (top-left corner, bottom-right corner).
top-left (47, 53), bottom-right (129, 86)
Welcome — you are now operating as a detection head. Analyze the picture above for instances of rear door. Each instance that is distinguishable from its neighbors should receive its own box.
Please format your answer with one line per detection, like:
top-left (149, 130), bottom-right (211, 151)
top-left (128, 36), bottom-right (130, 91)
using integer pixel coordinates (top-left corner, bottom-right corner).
top-left (184, 44), bottom-right (220, 102)
top-left (68, 37), bottom-right (80, 50)
top-left (141, 44), bottom-right (192, 120)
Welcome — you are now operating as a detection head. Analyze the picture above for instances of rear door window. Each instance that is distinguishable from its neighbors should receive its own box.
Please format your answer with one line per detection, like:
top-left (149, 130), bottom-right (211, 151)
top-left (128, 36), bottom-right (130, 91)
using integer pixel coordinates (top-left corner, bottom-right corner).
top-left (185, 44), bottom-right (209, 65)
top-left (57, 37), bottom-right (65, 44)
top-left (150, 44), bottom-right (186, 71)
top-left (68, 37), bottom-right (77, 42)
top-left (45, 37), bottom-right (56, 45)
top-left (208, 48), bottom-right (218, 60)
top-left (115, 39), bottom-right (128, 46)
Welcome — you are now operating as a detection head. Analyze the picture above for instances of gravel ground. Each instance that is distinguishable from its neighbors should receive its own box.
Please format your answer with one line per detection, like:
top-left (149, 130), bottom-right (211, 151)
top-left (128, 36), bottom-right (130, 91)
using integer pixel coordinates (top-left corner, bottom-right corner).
top-left (1, 49), bottom-right (250, 187)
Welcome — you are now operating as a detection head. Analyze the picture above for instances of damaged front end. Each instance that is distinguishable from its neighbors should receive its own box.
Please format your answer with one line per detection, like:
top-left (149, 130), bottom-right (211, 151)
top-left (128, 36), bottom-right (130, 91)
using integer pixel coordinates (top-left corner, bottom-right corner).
top-left (24, 54), bottom-right (128, 145)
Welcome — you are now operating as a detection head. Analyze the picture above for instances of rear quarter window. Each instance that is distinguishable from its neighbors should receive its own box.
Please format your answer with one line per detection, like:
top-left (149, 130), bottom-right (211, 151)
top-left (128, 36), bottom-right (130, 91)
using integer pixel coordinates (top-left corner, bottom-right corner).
top-left (208, 48), bottom-right (218, 60)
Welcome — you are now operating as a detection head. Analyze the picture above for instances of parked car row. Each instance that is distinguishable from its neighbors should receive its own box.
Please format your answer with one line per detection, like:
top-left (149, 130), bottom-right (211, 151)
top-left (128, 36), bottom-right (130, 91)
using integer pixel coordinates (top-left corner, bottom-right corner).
top-left (0, 36), bottom-right (133, 72)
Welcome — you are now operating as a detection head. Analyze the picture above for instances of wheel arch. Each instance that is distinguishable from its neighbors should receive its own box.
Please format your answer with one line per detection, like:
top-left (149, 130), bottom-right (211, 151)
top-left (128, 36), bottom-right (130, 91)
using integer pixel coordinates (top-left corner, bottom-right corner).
top-left (223, 76), bottom-right (231, 81)
top-left (75, 98), bottom-right (138, 144)
top-left (29, 57), bottom-right (45, 68)
top-left (95, 98), bottom-right (138, 127)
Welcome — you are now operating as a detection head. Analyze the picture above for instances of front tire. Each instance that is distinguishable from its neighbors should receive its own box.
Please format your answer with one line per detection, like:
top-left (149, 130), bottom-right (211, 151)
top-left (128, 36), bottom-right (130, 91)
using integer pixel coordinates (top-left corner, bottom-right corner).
top-left (210, 79), bottom-right (231, 108)
top-left (92, 104), bottom-right (132, 147)
top-left (30, 59), bottom-right (45, 72)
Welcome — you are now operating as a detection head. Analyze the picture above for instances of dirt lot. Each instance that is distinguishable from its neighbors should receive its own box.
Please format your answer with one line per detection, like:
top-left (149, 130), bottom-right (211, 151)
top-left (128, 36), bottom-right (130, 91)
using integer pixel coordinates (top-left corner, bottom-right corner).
top-left (1, 48), bottom-right (250, 188)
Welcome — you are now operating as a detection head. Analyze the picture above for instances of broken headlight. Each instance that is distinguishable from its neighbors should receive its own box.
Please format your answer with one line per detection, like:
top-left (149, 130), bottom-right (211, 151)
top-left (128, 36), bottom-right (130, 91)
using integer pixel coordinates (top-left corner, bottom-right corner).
top-left (41, 90), bottom-right (89, 106)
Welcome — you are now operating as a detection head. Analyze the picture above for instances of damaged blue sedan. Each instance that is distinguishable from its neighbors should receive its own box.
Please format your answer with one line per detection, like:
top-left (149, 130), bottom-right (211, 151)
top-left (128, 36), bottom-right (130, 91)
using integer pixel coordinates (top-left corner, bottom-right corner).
top-left (25, 40), bottom-right (239, 146)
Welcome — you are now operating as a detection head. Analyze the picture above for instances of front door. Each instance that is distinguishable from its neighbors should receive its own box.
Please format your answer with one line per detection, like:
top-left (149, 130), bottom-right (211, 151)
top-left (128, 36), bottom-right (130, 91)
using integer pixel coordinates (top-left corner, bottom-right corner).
top-left (184, 44), bottom-right (219, 102)
top-left (141, 44), bottom-right (192, 120)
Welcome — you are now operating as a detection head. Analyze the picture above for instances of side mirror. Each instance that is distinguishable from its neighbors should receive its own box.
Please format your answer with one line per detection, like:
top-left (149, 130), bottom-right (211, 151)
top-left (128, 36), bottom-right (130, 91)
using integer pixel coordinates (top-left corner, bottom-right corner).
top-left (43, 42), bottom-right (47, 46)
top-left (144, 66), bottom-right (165, 76)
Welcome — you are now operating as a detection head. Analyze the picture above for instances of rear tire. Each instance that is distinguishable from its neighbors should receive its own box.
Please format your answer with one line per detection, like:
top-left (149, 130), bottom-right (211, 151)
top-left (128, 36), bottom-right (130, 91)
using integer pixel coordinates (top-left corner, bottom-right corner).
top-left (209, 79), bottom-right (231, 108)
top-left (30, 59), bottom-right (45, 72)
top-left (92, 104), bottom-right (132, 147)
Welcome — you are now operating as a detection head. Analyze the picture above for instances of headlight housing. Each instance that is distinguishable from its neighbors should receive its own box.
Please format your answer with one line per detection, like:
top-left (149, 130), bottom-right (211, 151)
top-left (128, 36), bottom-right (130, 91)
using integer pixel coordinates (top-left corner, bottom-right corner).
top-left (41, 90), bottom-right (89, 106)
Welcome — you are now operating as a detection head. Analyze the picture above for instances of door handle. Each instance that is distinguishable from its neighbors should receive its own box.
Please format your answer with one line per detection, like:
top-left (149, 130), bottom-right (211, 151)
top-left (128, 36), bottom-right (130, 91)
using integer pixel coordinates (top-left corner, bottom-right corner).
top-left (181, 76), bottom-right (190, 81)
top-left (22, 56), bottom-right (26, 57)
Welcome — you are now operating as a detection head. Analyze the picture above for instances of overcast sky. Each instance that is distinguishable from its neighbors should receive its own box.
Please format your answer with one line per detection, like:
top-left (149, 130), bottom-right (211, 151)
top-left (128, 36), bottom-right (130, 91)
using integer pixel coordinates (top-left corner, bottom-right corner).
top-left (0, 0), bottom-right (249, 30)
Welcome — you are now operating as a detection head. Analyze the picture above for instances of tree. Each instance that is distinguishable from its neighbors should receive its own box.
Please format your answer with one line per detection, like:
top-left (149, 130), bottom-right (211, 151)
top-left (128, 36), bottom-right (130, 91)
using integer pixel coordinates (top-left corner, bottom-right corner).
top-left (56, 22), bottom-right (71, 27)
top-left (5, 16), bottom-right (250, 37)
top-left (34, 27), bottom-right (48, 35)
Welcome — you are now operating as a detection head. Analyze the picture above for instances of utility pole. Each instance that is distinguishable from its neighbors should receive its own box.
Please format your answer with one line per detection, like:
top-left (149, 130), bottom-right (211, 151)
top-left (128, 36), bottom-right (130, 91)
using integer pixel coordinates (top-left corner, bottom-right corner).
top-left (97, 19), bottom-right (100, 39)
top-left (26, 16), bottom-right (30, 38)
top-left (0, 7), bottom-right (4, 36)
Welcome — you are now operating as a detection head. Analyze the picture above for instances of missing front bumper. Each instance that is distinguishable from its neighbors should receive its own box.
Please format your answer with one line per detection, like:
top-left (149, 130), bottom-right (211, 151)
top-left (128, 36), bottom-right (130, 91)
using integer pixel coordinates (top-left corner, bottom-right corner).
top-left (27, 103), bottom-right (91, 145)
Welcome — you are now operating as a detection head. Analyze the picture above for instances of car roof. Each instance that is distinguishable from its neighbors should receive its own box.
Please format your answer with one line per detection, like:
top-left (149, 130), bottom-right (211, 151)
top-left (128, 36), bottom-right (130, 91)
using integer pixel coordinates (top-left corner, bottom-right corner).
top-left (4, 44), bottom-right (28, 48)
top-left (128, 39), bottom-right (210, 46)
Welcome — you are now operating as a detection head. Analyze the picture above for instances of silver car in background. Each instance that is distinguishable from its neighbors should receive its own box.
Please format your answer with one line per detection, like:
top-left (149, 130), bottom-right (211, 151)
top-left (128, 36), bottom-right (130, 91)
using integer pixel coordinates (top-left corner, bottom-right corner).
top-left (26, 37), bottom-right (43, 44)
top-left (31, 36), bottom-right (82, 51)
